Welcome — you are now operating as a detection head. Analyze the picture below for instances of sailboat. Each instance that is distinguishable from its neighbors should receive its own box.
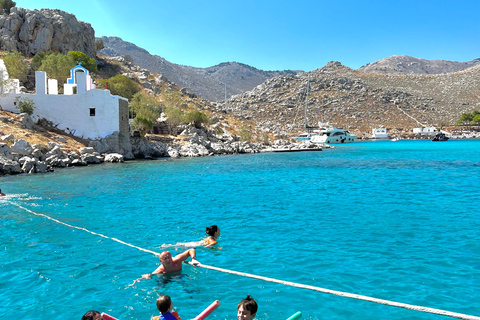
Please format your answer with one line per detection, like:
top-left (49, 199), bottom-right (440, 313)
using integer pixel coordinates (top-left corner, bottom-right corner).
top-left (295, 75), bottom-right (317, 141)
top-left (294, 75), bottom-right (357, 144)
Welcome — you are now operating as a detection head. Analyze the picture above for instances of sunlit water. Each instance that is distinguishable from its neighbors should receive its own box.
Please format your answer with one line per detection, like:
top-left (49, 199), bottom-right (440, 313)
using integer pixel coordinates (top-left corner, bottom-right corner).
top-left (1, 140), bottom-right (479, 320)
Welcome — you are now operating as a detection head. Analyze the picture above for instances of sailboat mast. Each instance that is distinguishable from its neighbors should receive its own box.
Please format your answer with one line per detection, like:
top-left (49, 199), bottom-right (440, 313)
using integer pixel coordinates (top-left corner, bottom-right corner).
top-left (224, 83), bottom-right (228, 110)
top-left (304, 74), bottom-right (310, 130)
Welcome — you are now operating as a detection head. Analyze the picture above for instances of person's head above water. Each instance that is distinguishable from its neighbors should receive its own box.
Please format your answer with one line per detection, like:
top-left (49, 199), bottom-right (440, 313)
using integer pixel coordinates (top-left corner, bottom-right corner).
top-left (81, 310), bottom-right (102, 320)
top-left (237, 295), bottom-right (258, 320)
top-left (156, 295), bottom-right (173, 313)
top-left (206, 225), bottom-right (220, 238)
top-left (159, 251), bottom-right (174, 270)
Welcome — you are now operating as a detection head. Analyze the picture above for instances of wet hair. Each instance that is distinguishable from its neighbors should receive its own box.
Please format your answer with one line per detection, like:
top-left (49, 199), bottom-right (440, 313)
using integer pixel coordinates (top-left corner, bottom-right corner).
top-left (81, 310), bottom-right (100, 320)
top-left (205, 225), bottom-right (219, 237)
top-left (157, 295), bottom-right (172, 313)
top-left (237, 294), bottom-right (258, 315)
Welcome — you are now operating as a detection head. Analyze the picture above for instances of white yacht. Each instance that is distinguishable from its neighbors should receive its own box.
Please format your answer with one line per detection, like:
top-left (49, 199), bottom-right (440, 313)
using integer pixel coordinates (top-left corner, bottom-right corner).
top-left (310, 123), bottom-right (357, 144)
top-left (372, 127), bottom-right (389, 139)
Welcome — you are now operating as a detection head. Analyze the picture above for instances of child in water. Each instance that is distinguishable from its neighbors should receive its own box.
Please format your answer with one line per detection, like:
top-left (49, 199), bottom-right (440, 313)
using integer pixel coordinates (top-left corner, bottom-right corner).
top-left (237, 295), bottom-right (258, 320)
top-left (152, 295), bottom-right (181, 320)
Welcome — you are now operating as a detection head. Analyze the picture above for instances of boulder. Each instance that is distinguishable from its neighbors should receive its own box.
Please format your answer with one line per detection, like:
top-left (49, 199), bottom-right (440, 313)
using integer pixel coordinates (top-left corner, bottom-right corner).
top-left (1, 134), bottom-right (14, 141)
top-left (179, 142), bottom-right (210, 157)
top-left (0, 143), bottom-right (12, 159)
top-left (10, 139), bottom-right (33, 156)
top-left (79, 147), bottom-right (95, 155)
top-left (71, 159), bottom-right (88, 166)
top-left (45, 145), bottom-right (66, 158)
top-left (0, 155), bottom-right (22, 174)
top-left (104, 153), bottom-right (124, 163)
top-left (20, 113), bottom-right (34, 129)
top-left (81, 154), bottom-right (101, 164)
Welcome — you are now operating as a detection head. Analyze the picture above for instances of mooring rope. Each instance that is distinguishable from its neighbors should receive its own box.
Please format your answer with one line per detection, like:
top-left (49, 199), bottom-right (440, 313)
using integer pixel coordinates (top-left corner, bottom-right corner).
top-left (9, 201), bottom-right (480, 320)
top-left (185, 262), bottom-right (480, 320)
top-left (10, 202), bottom-right (160, 256)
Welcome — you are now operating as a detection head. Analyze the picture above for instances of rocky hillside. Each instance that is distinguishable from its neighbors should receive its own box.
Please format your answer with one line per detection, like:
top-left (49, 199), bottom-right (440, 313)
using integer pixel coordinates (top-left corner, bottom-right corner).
top-left (359, 55), bottom-right (480, 75)
top-left (98, 36), bottom-right (299, 101)
top-left (0, 7), bottom-right (96, 58)
top-left (214, 61), bottom-right (480, 139)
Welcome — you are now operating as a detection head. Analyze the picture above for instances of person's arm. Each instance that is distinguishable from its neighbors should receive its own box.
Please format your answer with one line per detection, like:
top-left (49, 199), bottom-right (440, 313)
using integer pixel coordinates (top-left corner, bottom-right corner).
top-left (174, 248), bottom-right (198, 264)
top-left (142, 264), bottom-right (164, 278)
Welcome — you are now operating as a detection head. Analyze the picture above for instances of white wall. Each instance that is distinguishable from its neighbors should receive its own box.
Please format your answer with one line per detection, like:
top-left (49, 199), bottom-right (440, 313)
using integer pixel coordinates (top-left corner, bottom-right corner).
top-left (1, 71), bottom-right (128, 139)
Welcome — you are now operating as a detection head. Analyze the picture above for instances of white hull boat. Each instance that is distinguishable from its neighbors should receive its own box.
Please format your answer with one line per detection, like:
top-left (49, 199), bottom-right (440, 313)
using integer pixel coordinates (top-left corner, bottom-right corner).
top-left (310, 123), bottom-right (357, 144)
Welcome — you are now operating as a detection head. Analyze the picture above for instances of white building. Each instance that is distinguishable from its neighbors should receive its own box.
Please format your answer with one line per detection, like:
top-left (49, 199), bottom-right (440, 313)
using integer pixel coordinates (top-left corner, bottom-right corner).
top-left (413, 127), bottom-right (437, 135)
top-left (0, 62), bottom-right (129, 139)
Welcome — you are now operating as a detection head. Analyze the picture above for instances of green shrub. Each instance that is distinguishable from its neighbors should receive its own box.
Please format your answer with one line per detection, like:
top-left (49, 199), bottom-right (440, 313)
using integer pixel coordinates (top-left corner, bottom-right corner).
top-left (238, 125), bottom-right (252, 142)
top-left (37, 52), bottom-right (75, 84)
top-left (163, 106), bottom-right (185, 135)
top-left (67, 51), bottom-right (97, 73)
top-left (130, 92), bottom-right (160, 135)
top-left (261, 132), bottom-right (270, 145)
top-left (2, 51), bottom-right (29, 82)
top-left (0, 0), bottom-right (15, 14)
top-left (15, 97), bottom-right (35, 115)
top-left (97, 75), bottom-right (140, 100)
top-left (95, 40), bottom-right (104, 51)
top-left (185, 109), bottom-right (208, 128)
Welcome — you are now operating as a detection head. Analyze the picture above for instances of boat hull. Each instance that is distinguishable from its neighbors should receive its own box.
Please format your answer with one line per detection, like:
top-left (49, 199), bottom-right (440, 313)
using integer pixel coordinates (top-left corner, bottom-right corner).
top-left (311, 133), bottom-right (356, 144)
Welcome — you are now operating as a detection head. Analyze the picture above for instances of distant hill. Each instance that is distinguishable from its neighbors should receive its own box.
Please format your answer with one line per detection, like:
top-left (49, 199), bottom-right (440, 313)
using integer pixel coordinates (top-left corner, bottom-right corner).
top-left (221, 61), bottom-right (480, 138)
top-left (97, 36), bottom-right (300, 102)
top-left (359, 55), bottom-right (480, 74)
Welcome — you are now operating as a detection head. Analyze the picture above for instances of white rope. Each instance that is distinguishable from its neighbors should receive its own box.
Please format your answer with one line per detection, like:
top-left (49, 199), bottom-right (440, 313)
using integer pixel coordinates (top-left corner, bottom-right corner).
top-left (9, 201), bottom-right (480, 320)
top-left (10, 202), bottom-right (160, 256)
top-left (186, 262), bottom-right (480, 320)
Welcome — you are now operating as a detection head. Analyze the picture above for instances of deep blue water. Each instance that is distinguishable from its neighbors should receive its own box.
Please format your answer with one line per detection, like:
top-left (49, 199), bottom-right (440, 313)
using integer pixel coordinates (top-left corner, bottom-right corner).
top-left (1, 139), bottom-right (479, 320)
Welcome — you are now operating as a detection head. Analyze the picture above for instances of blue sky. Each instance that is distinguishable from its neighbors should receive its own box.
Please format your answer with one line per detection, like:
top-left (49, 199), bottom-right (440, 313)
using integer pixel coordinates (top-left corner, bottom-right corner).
top-left (19, 0), bottom-right (480, 71)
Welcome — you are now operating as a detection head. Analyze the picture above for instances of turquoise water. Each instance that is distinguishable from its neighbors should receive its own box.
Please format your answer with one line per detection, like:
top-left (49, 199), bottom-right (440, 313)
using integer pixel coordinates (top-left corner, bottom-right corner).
top-left (1, 140), bottom-right (479, 320)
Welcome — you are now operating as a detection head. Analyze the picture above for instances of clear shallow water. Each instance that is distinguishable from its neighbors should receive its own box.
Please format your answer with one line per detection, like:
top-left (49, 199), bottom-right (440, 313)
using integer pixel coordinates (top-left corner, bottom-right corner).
top-left (1, 139), bottom-right (480, 320)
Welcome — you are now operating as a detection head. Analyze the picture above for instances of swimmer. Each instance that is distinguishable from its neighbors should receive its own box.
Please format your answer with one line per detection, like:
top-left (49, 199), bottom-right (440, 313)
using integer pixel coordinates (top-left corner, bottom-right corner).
top-left (81, 310), bottom-right (102, 320)
top-left (142, 248), bottom-right (199, 279)
top-left (237, 295), bottom-right (258, 320)
top-left (203, 225), bottom-right (220, 247)
top-left (0, 189), bottom-right (5, 196)
top-left (159, 225), bottom-right (221, 248)
top-left (152, 295), bottom-right (181, 320)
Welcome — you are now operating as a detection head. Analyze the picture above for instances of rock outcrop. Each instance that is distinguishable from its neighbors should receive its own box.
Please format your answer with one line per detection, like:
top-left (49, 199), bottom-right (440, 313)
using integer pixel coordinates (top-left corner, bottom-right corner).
top-left (359, 55), bottom-right (480, 75)
top-left (0, 7), bottom-right (96, 57)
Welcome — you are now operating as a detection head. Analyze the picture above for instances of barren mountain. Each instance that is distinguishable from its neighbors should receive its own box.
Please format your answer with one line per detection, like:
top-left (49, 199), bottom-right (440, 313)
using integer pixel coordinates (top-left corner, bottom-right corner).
top-left (212, 61), bottom-right (480, 139)
top-left (97, 36), bottom-right (299, 102)
top-left (359, 55), bottom-right (480, 75)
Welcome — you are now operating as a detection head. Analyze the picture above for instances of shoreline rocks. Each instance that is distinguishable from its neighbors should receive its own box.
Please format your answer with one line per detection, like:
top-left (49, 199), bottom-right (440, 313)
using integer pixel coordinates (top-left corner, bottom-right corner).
top-left (0, 123), bottom-right (323, 175)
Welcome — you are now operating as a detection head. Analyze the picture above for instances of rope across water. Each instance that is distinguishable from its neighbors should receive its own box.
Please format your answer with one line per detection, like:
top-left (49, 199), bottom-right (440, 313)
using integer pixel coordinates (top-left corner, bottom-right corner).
top-left (9, 201), bottom-right (480, 320)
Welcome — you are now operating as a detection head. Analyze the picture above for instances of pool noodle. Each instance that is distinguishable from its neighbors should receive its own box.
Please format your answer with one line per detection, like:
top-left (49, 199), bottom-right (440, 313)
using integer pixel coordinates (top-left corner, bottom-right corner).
top-left (101, 313), bottom-right (119, 320)
top-left (192, 300), bottom-right (220, 320)
top-left (285, 311), bottom-right (302, 320)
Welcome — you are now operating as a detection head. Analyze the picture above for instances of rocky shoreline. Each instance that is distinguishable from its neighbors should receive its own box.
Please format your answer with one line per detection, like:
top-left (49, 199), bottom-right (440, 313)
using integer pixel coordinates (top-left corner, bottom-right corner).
top-left (0, 114), bottom-right (323, 175)
top-left (2, 113), bottom-right (478, 176)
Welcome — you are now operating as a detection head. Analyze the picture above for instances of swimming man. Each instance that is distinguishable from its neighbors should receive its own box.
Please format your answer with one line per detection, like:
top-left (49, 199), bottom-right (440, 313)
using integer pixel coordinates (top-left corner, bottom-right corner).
top-left (142, 248), bottom-right (199, 279)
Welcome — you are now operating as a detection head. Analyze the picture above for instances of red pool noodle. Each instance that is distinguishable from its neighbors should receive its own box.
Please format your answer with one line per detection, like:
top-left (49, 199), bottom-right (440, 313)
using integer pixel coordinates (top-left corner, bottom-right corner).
top-left (193, 300), bottom-right (221, 320)
top-left (101, 313), bottom-right (119, 320)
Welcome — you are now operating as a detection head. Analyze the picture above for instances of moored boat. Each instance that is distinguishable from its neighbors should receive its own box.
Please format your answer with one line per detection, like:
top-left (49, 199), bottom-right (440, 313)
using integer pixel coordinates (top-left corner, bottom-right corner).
top-left (432, 132), bottom-right (449, 141)
top-left (310, 123), bottom-right (357, 144)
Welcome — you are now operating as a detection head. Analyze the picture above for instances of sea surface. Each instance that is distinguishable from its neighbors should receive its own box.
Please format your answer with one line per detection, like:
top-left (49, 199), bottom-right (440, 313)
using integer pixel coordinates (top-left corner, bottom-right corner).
top-left (1, 139), bottom-right (479, 320)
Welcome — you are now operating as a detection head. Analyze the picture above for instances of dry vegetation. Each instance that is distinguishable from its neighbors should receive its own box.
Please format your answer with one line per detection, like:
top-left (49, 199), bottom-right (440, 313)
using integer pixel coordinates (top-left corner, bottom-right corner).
top-left (0, 110), bottom-right (89, 152)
